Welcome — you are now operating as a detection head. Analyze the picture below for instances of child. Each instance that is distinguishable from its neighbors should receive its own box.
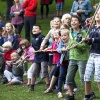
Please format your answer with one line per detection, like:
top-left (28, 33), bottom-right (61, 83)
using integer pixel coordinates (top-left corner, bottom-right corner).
top-left (10, 0), bottom-right (24, 35)
top-left (0, 15), bottom-right (4, 27)
top-left (0, 27), bottom-right (4, 46)
top-left (1, 41), bottom-right (15, 84)
top-left (83, 9), bottom-right (100, 100)
top-left (2, 23), bottom-right (19, 50)
top-left (40, 17), bottom-right (61, 50)
top-left (4, 52), bottom-right (24, 85)
top-left (65, 15), bottom-right (89, 100)
top-left (44, 29), bottom-right (69, 99)
top-left (19, 39), bottom-right (35, 76)
top-left (55, 0), bottom-right (64, 18)
top-left (61, 13), bottom-right (71, 29)
top-left (27, 25), bottom-right (50, 91)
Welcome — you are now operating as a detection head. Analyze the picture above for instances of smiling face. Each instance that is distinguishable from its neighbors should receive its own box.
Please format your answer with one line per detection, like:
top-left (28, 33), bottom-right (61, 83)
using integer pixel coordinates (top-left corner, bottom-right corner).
top-left (11, 52), bottom-right (19, 62)
top-left (32, 26), bottom-right (41, 34)
top-left (53, 17), bottom-right (61, 29)
top-left (60, 29), bottom-right (69, 43)
top-left (71, 17), bottom-right (80, 29)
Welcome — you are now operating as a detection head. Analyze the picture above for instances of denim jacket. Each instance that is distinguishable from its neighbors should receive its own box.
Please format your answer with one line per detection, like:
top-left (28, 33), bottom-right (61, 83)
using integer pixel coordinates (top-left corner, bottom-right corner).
top-left (57, 42), bottom-right (69, 64)
top-left (70, 0), bottom-right (93, 21)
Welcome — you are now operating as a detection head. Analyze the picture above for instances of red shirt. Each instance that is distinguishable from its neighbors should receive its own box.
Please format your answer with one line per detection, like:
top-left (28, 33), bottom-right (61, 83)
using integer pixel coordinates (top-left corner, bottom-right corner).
top-left (4, 50), bottom-right (15, 62)
top-left (22, 0), bottom-right (38, 16)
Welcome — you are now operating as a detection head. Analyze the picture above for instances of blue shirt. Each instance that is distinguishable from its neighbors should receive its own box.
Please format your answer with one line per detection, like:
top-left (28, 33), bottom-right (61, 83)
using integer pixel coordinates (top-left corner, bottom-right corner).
top-left (70, 0), bottom-right (93, 21)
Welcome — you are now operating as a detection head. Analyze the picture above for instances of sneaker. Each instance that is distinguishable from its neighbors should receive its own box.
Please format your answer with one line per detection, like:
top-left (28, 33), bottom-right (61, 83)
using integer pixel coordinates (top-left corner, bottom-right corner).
top-left (65, 95), bottom-right (75, 100)
top-left (84, 92), bottom-right (96, 100)
top-left (90, 92), bottom-right (96, 99)
top-left (57, 92), bottom-right (63, 98)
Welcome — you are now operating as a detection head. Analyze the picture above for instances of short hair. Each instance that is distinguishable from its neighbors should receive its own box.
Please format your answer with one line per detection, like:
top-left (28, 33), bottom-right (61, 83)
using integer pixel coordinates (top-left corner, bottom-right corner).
top-left (33, 25), bottom-right (42, 30)
top-left (19, 39), bottom-right (31, 50)
top-left (2, 41), bottom-right (12, 48)
top-left (71, 15), bottom-right (82, 24)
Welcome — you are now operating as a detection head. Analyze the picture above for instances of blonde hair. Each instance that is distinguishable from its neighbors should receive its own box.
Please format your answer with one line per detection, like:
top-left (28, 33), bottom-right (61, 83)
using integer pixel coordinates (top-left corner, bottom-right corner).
top-left (61, 13), bottom-right (71, 23)
top-left (61, 29), bottom-right (70, 35)
top-left (11, 52), bottom-right (20, 59)
top-left (3, 23), bottom-right (15, 36)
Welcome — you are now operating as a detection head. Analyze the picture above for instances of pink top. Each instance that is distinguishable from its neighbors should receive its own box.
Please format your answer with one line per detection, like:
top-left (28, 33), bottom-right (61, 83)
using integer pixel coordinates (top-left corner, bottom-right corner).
top-left (23, 46), bottom-right (35, 63)
top-left (47, 41), bottom-right (61, 65)
top-left (56, 0), bottom-right (64, 3)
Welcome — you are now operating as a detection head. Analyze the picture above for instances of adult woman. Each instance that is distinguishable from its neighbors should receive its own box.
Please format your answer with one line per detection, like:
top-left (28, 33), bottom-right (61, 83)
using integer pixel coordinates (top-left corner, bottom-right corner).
top-left (70, 0), bottom-right (93, 24)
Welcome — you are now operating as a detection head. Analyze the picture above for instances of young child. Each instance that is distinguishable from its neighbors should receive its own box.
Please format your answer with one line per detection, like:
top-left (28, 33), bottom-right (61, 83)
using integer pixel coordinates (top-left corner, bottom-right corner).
top-left (83, 9), bottom-right (100, 100)
top-left (10, 0), bottom-right (24, 35)
top-left (65, 15), bottom-right (89, 100)
top-left (61, 13), bottom-right (71, 29)
top-left (40, 17), bottom-right (61, 50)
top-left (2, 23), bottom-right (19, 50)
top-left (27, 25), bottom-right (50, 91)
top-left (44, 29), bottom-right (69, 99)
top-left (0, 27), bottom-right (4, 46)
top-left (1, 41), bottom-right (15, 84)
top-left (4, 52), bottom-right (24, 85)
top-left (19, 39), bottom-right (35, 76)
top-left (55, 0), bottom-right (64, 18)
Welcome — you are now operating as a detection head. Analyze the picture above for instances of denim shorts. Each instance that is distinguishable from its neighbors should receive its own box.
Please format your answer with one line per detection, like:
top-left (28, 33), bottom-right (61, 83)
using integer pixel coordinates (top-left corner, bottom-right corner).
top-left (56, 2), bottom-right (64, 10)
top-left (84, 53), bottom-right (100, 82)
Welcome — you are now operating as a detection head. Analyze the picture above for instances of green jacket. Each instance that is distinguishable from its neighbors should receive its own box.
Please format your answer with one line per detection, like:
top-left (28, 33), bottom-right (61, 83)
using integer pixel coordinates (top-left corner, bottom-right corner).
top-left (68, 28), bottom-right (89, 60)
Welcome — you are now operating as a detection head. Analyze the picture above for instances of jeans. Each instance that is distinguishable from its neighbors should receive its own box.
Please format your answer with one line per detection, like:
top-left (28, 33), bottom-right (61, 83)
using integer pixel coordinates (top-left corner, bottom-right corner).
top-left (66, 60), bottom-right (87, 85)
top-left (24, 16), bottom-right (36, 41)
top-left (58, 66), bottom-right (67, 92)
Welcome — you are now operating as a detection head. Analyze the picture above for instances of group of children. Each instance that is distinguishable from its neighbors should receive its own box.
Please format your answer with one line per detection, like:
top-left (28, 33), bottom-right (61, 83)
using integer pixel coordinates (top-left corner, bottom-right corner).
top-left (0, 2), bottom-right (100, 100)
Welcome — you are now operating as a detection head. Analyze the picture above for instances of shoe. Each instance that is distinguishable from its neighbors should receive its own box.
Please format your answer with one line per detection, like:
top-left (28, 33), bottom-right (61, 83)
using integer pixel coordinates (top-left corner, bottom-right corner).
top-left (7, 82), bottom-right (14, 85)
top-left (44, 88), bottom-right (52, 93)
top-left (28, 84), bottom-right (34, 91)
top-left (84, 92), bottom-right (96, 100)
top-left (57, 92), bottom-right (63, 98)
top-left (90, 92), bottom-right (96, 99)
top-left (65, 95), bottom-right (75, 100)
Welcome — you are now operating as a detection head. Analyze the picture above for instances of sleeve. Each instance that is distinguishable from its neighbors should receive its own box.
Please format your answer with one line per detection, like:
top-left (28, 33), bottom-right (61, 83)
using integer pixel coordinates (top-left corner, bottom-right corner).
top-left (70, 1), bottom-right (75, 15)
top-left (22, 0), bottom-right (28, 8)
top-left (41, 30), bottom-right (52, 47)
top-left (84, 1), bottom-right (93, 15)
top-left (10, 6), bottom-right (15, 17)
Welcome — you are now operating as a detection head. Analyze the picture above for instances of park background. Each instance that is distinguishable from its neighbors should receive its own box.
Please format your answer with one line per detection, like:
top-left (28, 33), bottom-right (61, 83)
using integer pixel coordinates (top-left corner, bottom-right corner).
top-left (0, 0), bottom-right (100, 100)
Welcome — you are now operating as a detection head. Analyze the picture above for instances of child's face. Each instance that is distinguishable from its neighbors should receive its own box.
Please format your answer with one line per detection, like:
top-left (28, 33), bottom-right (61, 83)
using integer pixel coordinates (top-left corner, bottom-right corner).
top-left (61, 32), bottom-right (69, 43)
top-left (53, 18), bottom-right (61, 28)
top-left (11, 53), bottom-right (18, 61)
top-left (95, 10), bottom-right (100, 21)
top-left (21, 45), bottom-right (26, 50)
top-left (60, 25), bottom-right (66, 30)
top-left (32, 26), bottom-right (41, 34)
top-left (71, 17), bottom-right (80, 29)
top-left (5, 23), bottom-right (13, 33)
top-left (63, 17), bottom-right (71, 25)
top-left (3, 47), bottom-right (11, 52)
top-left (53, 30), bottom-right (59, 39)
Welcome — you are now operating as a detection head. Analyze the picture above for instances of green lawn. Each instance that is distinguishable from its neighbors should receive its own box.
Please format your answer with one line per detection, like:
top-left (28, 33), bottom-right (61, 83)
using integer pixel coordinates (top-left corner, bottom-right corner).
top-left (0, 0), bottom-right (100, 100)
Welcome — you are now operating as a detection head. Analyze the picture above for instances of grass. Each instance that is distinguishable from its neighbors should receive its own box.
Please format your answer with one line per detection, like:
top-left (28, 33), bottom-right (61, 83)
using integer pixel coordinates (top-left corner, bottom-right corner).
top-left (0, 0), bottom-right (100, 100)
